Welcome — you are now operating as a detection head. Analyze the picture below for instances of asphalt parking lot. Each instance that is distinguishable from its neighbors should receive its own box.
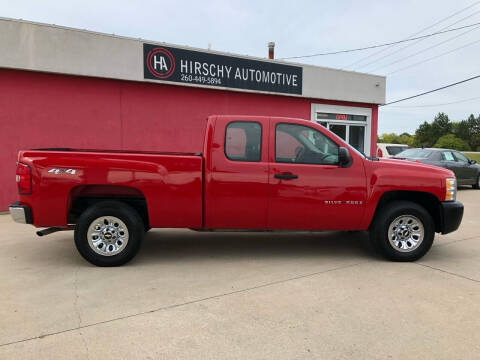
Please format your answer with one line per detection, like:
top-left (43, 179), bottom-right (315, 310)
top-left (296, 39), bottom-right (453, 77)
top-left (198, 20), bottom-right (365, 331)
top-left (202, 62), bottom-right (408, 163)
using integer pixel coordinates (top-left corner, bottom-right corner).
top-left (1, 189), bottom-right (479, 359)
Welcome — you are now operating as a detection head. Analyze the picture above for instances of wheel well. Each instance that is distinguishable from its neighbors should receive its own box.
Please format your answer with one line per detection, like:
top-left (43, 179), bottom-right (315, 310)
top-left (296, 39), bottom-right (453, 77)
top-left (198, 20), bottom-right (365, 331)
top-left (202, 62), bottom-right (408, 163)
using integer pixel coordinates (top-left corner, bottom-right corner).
top-left (372, 191), bottom-right (442, 232)
top-left (67, 185), bottom-right (149, 228)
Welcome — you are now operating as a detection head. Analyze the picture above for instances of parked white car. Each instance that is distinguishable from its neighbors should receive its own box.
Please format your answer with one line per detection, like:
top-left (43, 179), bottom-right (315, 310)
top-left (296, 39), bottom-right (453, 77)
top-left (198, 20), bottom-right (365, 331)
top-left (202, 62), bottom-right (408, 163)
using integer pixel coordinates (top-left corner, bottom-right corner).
top-left (377, 143), bottom-right (409, 158)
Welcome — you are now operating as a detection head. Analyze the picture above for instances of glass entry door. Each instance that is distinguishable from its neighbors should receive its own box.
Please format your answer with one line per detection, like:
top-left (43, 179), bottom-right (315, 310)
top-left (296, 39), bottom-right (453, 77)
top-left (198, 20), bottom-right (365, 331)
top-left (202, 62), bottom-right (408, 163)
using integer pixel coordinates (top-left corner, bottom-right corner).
top-left (316, 113), bottom-right (367, 154)
top-left (348, 125), bottom-right (365, 153)
top-left (329, 124), bottom-right (347, 141)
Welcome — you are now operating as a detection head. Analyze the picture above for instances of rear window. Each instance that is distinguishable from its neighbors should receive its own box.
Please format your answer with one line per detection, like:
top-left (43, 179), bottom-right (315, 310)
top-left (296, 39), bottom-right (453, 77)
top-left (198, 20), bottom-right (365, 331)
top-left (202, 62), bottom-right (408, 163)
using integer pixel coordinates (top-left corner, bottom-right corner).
top-left (396, 148), bottom-right (432, 158)
top-left (386, 146), bottom-right (409, 156)
top-left (225, 121), bottom-right (262, 162)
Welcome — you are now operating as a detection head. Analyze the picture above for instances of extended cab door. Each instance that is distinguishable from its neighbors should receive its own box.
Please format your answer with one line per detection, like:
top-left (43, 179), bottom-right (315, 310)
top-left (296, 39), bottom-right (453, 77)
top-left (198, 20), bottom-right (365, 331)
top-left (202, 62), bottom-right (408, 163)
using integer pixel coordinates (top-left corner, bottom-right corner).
top-left (267, 118), bottom-right (367, 230)
top-left (204, 116), bottom-right (270, 229)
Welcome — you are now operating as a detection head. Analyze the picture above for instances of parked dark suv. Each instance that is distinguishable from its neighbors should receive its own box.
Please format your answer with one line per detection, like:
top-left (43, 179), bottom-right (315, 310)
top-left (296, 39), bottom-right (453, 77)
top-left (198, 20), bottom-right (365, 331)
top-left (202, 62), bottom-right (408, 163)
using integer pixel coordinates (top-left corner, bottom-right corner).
top-left (394, 148), bottom-right (480, 188)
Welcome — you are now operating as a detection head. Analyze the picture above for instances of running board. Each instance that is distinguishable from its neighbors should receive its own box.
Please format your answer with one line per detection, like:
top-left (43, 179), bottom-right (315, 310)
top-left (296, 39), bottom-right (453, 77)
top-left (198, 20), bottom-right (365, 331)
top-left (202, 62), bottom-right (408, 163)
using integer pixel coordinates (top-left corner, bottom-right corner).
top-left (36, 226), bottom-right (75, 237)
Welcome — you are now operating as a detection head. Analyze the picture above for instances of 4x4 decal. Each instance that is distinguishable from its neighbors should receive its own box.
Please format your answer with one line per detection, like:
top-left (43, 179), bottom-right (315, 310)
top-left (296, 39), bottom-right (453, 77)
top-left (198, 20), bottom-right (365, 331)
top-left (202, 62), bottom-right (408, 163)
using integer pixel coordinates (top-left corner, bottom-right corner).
top-left (48, 168), bottom-right (77, 175)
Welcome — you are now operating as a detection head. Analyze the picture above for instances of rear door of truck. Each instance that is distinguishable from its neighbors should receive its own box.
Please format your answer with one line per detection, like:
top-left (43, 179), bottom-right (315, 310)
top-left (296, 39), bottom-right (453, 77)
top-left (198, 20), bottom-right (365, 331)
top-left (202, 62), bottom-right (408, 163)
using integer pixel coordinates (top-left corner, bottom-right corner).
top-left (204, 116), bottom-right (270, 229)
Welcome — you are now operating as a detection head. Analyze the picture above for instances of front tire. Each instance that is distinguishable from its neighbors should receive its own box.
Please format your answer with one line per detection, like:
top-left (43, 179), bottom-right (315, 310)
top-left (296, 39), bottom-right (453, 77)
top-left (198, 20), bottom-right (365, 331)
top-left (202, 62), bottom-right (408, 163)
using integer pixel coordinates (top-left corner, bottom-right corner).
top-left (74, 201), bottom-right (144, 266)
top-left (370, 201), bottom-right (434, 261)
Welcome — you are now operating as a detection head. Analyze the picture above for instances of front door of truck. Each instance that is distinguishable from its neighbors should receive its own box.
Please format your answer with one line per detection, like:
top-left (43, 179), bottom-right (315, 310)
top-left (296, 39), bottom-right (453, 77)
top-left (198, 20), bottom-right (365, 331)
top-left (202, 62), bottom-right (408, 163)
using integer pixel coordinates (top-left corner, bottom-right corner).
top-left (205, 116), bottom-right (270, 229)
top-left (267, 119), bottom-right (367, 230)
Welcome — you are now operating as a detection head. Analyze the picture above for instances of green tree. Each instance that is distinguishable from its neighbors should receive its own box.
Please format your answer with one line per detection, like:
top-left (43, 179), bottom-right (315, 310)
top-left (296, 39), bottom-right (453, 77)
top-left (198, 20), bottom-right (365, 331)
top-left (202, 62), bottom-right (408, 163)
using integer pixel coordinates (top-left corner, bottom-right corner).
top-left (453, 118), bottom-right (470, 142)
top-left (430, 112), bottom-right (452, 142)
top-left (466, 114), bottom-right (480, 151)
top-left (378, 133), bottom-right (399, 143)
top-left (451, 114), bottom-right (480, 150)
top-left (380, 113), bottom-right (480, 150)
top-left (378, 132), bottom-right (414, 145)
top-left (413, 121), bottom-right (434, 147)
top-left (453, 115), bottom-right (474, 147)
top-left (433, 134), bottom-right (470, 151)
top-left (413, 113), bottom-right (453, 147)
top-left (396, 132), bottom-right (414, 146)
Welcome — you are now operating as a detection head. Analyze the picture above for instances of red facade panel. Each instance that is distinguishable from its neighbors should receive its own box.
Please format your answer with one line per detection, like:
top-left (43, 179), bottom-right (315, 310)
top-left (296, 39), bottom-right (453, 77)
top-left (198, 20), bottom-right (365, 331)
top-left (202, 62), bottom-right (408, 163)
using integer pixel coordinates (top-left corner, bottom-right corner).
top-left (0, 68), bottom-right (377, 210)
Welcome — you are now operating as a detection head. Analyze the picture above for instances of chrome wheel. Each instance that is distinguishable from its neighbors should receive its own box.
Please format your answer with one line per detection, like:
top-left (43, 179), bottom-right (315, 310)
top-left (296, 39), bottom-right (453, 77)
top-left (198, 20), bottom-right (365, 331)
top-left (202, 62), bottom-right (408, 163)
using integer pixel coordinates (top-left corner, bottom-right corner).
top-left (388, 215), bottom-right (424, 252)
top-left (87, 216), bottom-right (129, 256)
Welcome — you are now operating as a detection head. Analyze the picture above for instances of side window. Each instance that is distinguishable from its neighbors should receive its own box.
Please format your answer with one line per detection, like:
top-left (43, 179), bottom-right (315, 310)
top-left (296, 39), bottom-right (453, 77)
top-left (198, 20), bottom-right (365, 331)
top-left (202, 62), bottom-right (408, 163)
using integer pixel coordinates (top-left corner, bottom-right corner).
top-left (275, 123), bottom-right (339, 165)
top-left (442, 151), bottom-right (455, 161)
top-left (430, 151), bottom-right (442, 161)
top-left (453, 151), bottom-right (469, 163)
top-left (225, 122), bottom-right (262, 162)
top-left (276, 130), bottom-right (302, 160)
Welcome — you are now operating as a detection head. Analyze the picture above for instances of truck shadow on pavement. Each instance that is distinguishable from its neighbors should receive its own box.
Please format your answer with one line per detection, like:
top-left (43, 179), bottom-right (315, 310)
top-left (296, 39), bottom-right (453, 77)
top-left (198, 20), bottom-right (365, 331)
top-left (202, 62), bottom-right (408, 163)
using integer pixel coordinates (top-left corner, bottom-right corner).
top-left (133, 230), bottom-right (379, 265)
top-left (18, 228), bottom-right (463, 267)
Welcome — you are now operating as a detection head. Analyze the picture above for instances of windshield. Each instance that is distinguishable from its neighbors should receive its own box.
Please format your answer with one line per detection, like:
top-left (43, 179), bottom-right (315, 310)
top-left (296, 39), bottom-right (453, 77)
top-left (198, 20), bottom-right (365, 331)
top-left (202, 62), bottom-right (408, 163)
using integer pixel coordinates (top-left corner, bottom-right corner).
top-left (386, 146), bottom-right (408, 156)
top-left (396, 148), bottom-right (432, 158)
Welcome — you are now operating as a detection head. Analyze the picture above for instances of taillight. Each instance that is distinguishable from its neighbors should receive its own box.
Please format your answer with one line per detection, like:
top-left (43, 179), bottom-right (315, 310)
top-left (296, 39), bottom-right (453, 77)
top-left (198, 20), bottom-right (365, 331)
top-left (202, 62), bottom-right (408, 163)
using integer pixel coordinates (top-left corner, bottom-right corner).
top-left (16, 163), bottom-right (32, 195)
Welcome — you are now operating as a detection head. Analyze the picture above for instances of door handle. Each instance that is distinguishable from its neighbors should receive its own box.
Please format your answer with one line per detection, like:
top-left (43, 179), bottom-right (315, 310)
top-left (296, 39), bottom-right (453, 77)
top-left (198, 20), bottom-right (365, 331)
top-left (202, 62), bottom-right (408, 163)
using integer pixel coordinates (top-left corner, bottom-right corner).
top-left (274, 173), bottom-right (298, 180)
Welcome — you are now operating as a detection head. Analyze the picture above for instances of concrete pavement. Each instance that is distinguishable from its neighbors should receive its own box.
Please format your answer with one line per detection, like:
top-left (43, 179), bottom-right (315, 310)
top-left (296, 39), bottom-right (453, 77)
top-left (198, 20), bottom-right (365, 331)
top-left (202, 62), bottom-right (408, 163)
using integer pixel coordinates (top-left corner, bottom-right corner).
top-left (0, 188), bottom-right (479, 359)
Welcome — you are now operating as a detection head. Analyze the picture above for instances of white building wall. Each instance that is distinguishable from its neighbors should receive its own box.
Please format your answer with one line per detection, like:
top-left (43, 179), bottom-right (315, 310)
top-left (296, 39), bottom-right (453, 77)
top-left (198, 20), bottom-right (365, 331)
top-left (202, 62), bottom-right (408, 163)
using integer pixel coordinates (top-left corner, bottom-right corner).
top-left (0, 17), bottom-right (386, 104)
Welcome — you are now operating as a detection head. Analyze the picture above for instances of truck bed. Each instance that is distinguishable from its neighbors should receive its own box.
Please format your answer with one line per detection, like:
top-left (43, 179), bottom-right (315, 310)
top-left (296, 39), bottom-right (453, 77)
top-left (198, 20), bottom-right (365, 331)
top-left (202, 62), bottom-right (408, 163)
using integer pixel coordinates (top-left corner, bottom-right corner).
top-left (17, 149), bottom-right (203, 228)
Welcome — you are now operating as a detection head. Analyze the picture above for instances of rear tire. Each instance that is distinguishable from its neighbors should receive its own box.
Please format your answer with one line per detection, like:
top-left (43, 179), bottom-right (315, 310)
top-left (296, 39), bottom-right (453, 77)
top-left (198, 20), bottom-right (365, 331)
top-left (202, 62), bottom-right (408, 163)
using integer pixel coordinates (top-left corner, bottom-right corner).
top-left (473, 174), bottom-right (480, 189)
top-left (74, 201), bottom-right (144, 266)
top-left (369, 201), bottom-right (434, 261)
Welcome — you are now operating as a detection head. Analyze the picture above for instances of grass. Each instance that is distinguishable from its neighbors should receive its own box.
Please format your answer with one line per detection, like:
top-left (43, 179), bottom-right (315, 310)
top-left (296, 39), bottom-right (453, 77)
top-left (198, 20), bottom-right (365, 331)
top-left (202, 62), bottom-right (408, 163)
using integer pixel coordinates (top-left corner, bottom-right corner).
top-left (464, 152), bottom-right (480, 162)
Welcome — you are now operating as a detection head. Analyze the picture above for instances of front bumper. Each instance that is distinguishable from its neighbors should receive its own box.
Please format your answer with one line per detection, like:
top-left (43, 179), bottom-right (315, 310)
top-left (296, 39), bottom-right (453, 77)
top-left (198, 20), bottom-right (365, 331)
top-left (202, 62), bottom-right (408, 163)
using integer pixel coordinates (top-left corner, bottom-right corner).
top-left (439, 201), bottom-right (463, 234)
top-left (9, 202), bottom-right (33, 224)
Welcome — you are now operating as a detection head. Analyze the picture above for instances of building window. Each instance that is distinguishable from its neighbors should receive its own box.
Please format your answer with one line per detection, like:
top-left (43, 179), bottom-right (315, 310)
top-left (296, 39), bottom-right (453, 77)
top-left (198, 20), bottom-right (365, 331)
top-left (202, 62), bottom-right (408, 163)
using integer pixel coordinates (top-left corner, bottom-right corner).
top-left (275, 123), bottom-right (338, 165)
top-left (225, 121), bottom-right (262, 162)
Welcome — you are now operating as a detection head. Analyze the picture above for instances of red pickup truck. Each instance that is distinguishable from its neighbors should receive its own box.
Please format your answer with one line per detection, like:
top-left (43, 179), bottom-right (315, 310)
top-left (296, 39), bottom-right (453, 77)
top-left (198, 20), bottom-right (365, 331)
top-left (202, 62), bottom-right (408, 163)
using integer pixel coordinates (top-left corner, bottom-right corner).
top-left (10, 115), bottom-right (463, 266)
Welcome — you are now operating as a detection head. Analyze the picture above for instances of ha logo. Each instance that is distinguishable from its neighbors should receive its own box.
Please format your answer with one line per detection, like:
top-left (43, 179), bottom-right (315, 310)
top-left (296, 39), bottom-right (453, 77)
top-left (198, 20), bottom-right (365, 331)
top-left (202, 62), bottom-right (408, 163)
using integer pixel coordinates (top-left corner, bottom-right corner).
top-left (146, 47), bottom-right (176, 79)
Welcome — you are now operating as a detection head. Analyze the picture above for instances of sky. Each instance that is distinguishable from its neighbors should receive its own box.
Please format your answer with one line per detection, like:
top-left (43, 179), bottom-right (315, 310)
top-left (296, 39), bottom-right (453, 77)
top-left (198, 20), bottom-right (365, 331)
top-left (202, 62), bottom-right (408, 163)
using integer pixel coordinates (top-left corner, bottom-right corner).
top-left (1, 0), bottom-right (479, 135)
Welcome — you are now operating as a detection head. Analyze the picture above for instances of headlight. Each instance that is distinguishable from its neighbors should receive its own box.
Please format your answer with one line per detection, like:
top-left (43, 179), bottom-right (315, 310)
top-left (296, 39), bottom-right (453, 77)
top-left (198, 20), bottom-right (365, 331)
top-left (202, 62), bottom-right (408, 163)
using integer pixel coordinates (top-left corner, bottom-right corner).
top-left (445, 178), bottom-right (456, 201)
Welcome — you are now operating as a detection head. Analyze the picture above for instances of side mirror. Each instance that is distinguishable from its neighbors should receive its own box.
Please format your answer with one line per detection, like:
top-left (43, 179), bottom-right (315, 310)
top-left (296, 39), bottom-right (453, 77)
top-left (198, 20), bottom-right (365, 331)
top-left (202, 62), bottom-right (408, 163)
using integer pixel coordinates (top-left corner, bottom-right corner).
top-left (338, 147), bottom-right (353, 168)
top-left (470, 159), bottom-right (477, 165)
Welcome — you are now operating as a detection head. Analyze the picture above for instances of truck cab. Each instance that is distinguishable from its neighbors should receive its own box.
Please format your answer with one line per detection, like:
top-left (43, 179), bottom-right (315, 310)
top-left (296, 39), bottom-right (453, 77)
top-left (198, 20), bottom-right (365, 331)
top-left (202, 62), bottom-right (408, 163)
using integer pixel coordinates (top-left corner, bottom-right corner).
top-left (204, 116), bottom-right (366, 231)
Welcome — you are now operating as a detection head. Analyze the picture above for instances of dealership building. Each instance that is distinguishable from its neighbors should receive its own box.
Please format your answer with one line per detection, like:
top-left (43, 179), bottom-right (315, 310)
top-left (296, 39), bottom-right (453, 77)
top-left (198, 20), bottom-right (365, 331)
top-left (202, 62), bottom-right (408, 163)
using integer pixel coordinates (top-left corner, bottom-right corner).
top-left (0, 18), bottom-right (386, 211)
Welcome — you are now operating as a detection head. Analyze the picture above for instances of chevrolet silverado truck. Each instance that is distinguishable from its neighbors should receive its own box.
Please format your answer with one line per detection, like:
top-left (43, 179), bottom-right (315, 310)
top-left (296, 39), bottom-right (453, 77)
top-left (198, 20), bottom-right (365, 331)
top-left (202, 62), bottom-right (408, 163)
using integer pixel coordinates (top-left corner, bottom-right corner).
top-left (10, 115), bottom-right (464, 266)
